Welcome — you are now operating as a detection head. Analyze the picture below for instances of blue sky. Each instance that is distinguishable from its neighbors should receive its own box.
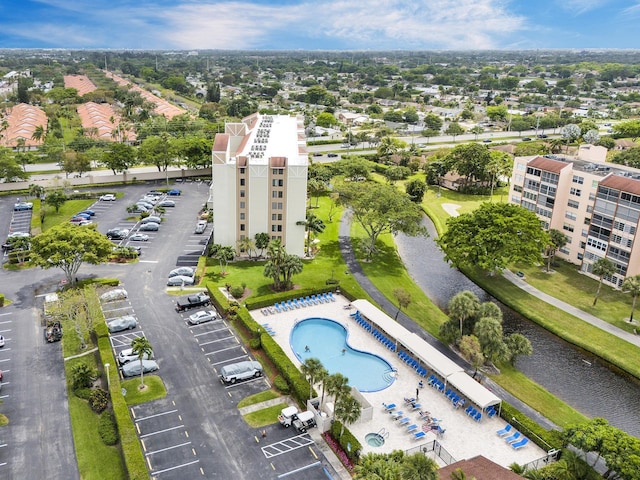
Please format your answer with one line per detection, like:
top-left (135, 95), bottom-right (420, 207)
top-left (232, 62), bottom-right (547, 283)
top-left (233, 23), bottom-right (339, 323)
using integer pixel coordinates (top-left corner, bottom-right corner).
top-left (1, 0), bottom-right (640, 50)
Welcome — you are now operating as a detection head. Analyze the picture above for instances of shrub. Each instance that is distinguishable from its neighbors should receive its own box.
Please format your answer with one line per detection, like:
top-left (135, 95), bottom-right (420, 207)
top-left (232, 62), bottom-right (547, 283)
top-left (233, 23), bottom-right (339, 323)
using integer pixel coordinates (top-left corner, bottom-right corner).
top-left (74, 387), bottom-right (92, 400)
top-left (273, 375), bottom-right (290, 394)
top-left (98, 411), bottom-right (119, 446)
top-left (71, 362), bottom-right (95, 389)
top-left (230, 285), bottom-right (245, 299)
top-left (88, 388), bottom-right (109, 413)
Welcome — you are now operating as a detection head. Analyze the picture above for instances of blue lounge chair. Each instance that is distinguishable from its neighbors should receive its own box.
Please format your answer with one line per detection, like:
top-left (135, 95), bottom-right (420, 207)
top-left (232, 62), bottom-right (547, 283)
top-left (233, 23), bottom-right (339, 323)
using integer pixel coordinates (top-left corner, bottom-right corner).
top-left (406, 424), bottom-right (418, 433)
top-left (382, 402), bottom-right (397, 412)
top-left (511, 437), bottom-right (529, 450)
top-left (505, 432), bottom-right (522, 444)
top-left (496, 424), bottom-right (512, 437)
top-left (413, 431), bottom-right (426, 440)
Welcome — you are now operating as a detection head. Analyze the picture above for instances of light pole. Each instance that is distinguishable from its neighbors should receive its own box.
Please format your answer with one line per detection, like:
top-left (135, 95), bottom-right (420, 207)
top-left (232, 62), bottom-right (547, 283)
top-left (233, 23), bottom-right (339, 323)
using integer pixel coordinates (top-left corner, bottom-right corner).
top-left (105, 363), bottom-right (110, 390)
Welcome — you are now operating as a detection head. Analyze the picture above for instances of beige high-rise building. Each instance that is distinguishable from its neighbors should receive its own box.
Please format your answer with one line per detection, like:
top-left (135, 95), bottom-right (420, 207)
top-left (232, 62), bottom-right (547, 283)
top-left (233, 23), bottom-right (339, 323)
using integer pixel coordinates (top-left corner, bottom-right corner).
top-left (510, 151), bottom-right (640, 288)
top-left (209, 113), bottom-right (308, 257)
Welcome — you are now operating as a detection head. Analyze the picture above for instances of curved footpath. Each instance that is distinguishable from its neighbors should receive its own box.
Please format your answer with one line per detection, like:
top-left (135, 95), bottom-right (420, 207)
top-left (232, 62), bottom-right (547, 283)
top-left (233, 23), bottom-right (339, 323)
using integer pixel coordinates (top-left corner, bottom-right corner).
top-left (337, 210), bottom-right (557, 433)
top-left (503, 270), bottom-right (640, 348)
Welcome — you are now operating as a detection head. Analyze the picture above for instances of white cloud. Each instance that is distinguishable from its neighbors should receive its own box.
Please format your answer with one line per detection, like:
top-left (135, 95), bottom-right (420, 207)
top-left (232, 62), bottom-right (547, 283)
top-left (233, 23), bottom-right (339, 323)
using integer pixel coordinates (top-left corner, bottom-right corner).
top-left (557, 0), bottom-right (613, 14)
top-left (5, 0), bottom-right (527, 50)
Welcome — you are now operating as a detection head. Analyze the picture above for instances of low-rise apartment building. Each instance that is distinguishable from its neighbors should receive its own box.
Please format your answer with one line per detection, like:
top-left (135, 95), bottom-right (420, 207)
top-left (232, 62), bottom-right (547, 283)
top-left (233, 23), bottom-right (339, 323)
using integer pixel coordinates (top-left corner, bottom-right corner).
top-left (510, 152), bottom-right (640, 288)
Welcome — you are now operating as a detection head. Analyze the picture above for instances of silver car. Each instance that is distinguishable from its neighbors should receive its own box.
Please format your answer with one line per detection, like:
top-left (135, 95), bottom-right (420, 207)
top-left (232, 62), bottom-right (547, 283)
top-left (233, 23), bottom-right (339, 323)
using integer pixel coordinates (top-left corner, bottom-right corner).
top-left (121, 360), bottom-right (159, 377)
top-left (188, 310), bottom-right (217, 325)
top-left (107, 315), bottom-right (138, 333)
top-left (167, 275), bottom-right (195, 286)
top-left (168, 267), bottom-right (195, 278)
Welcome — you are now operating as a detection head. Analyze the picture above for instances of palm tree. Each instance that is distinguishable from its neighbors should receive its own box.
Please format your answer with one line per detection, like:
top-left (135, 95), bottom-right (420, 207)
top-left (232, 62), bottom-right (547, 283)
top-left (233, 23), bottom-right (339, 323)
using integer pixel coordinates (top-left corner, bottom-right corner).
top-left (304, 211), bottom-right (325, 256)
top-left (334, 394), bottom-right (361, 438)
top-left (622, 275), bottom-right (640, 322)
top-left (323, 372), bottom-right (349, 411)
top-left (301, 357), bottom-right (327, 400)
top-left (131, 336), bottom-right (153, 388)
top-left (546, 229), bottom-right (567, 272)
top-left (448, 291), bottom-right (479, 338)
top-left (592, 257), bottom-right (616, 306)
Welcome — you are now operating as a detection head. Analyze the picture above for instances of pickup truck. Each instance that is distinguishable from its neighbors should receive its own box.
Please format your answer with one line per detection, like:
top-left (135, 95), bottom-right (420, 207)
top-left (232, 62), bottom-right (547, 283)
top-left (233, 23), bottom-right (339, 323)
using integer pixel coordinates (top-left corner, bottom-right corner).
top-left (175, 292), bottom-right (211, 312)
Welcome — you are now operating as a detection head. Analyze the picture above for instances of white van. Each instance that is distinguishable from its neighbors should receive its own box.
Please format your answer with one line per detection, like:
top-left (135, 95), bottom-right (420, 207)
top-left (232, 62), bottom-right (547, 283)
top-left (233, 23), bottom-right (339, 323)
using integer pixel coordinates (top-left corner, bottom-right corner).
top-left (219, 360), bottom-right (263, 384)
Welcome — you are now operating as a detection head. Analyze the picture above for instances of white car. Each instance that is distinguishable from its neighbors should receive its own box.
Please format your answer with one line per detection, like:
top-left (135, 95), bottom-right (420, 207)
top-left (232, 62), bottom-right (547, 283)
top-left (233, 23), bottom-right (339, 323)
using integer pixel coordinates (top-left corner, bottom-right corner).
top-left (100, 194), bottom-right (116, 201)
top-left (188, 310), bottom-right (217, 325)
top-left (100, 288), bottom-right (128, 302)
top-left (167, 275), bottom-right (195, 286)
top-left (118, 347), bottom-right (154, 365)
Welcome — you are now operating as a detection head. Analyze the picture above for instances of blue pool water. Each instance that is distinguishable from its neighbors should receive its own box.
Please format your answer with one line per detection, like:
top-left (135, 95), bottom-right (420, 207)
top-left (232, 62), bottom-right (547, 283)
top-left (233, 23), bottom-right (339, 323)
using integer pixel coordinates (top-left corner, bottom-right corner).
top-left (290, 317), bottom-right (395, 392)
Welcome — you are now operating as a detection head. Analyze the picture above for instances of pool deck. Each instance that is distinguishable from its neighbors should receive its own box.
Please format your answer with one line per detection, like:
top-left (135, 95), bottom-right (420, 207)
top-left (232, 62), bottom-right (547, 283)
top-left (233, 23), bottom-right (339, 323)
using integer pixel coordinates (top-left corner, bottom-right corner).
top-left (250, 294), bottom-right (546, 469)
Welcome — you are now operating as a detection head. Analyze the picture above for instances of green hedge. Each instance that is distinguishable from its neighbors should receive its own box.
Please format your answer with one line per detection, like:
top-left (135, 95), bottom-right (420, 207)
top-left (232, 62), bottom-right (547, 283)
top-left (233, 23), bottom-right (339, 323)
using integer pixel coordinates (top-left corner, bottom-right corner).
top-left (330, 421), bottom-right (362, 460)
top-left (88, 285), bottom-right (148, 480)
top-left (500, 402), bottom-right (563, 451)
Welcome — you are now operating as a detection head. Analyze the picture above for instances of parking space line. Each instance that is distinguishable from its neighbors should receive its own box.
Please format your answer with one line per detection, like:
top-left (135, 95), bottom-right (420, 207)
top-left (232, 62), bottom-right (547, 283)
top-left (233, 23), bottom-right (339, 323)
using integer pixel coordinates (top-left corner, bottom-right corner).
top-left (135, 409), bottom-right (178, 422)
top-left (199, 336), bottom-right (234, 347)
top-left (211, 355), bottom-right (248, 366)
top-left (277, 462), bottom-right (321, 478)
top-left (139, 425), bottom-right (184, 439)
top-left (145, 441), bottom-right (191, 456)
top-left (151, 459), bottom-right (200, 476)
top-left (205, 344), bottom-right (243, 355)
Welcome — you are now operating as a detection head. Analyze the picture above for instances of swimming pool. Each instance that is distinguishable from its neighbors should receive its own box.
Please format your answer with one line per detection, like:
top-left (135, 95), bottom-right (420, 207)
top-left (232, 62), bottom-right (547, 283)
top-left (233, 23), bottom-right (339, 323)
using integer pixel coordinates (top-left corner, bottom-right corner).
top-left (290, 317), bottom-right (395, 392)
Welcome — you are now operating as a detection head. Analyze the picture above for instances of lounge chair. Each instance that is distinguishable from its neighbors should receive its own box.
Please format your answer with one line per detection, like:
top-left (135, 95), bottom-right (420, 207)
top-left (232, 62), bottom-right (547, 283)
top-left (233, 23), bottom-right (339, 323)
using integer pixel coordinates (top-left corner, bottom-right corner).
top-left (505, 431), bottom-right (522, 444)
top-left (496, 424), bottom-right (512, 437)
top-left (511, 437), bottom-right (529, 450)
top-left (382, 402), bottom-right (397, 412)
top-left (413, 431), bottom-right (426, 440)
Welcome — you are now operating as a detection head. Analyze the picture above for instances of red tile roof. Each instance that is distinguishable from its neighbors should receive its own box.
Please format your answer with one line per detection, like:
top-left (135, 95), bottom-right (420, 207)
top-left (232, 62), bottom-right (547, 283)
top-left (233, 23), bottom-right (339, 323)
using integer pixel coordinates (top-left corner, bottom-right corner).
top-left (599, 174), bottom-right (640, 196)
top-left (528, 156), bottom-right (568, 174)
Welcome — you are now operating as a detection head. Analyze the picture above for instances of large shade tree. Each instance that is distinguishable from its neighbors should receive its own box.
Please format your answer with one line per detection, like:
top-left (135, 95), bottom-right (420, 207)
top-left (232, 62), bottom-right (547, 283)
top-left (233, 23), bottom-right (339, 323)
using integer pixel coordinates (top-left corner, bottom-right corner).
top-left (30, 223), bottom-right (114, 285)
top-left (438, 202), bottom-right (549, 274)
top-left (336, 182), bottom-right (427, 260)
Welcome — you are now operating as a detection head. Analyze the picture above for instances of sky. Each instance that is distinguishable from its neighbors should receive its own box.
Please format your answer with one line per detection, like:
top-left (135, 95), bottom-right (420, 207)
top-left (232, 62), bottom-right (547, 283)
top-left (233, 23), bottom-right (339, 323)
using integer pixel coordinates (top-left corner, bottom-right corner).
top-left (1, 0), bottom-right (640, 51)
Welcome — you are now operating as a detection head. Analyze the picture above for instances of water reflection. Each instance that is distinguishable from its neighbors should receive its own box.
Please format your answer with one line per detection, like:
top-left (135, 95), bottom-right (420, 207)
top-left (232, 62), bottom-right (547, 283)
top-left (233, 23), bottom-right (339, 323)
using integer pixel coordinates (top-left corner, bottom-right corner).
top-left (396, 217), bottom-right (640, 437)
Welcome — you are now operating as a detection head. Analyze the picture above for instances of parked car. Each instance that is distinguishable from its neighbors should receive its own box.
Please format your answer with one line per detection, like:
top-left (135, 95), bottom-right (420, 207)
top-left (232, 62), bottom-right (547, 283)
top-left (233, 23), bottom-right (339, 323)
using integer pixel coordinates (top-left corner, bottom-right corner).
top-left (78, 210), bottom-right (96, 216)
top-left (100, 194), bottom-right (116, 201)
top-left (141, 216), bottom-right (162, 224)
top-left (167, 189), bottom-right (181, 196)
top-left (106, 228), bottom-right (129, 239)
top-left (14, 202), bottom-right (33, 211)
top-left (121, 360), bottom-right (159, 377)
top-left (220, 360), bottom-right (263, 384)
top-left (157, 200), bottom-right (175, 207)
top-left (139, 222), bottom-right (160, 231)
top-left (188, 310), bottom-right (217, 325)
top-left (100, 288), bottom-right (128, 302)
top-left (129, 233), bottom-right (149, 242)
top-left (195, 220), bottom-right (207, 234)
top-left (168, 267), bottom-right (194, 277)
top-left (167, 275), bottom-right (195, 286)
top-left (118, 347), bottom-right (154, 365)
top-left (107, 315), bottom-right (138, 333)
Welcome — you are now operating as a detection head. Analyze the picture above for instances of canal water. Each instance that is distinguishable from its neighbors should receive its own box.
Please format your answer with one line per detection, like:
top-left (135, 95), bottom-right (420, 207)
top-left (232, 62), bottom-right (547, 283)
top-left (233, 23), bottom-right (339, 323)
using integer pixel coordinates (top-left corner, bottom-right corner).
top-left (396, 216), bottom-right (640, 438)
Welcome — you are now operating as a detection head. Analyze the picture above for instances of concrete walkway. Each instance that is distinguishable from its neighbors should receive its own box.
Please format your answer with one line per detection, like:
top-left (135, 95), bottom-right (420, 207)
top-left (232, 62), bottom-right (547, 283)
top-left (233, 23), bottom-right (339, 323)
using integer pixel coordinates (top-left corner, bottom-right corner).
top-left (503, 270), bottom-right (640, 348)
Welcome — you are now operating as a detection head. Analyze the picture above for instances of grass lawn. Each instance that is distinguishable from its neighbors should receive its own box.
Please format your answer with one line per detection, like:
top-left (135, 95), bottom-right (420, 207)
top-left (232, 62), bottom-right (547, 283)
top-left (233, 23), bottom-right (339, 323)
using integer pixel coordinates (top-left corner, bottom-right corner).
top-left (243, 403), bottom-right (288, 428)
top-left (203, 199), bottom-right (371, 303)
top-left (513, 260), bottom-right (637, 333)
top-left (65, 356), bottom-right (126, 480)
top-left (237, 389), bottom-right (281, 408)
top-left (122, 375), bottom-right (167, 405)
